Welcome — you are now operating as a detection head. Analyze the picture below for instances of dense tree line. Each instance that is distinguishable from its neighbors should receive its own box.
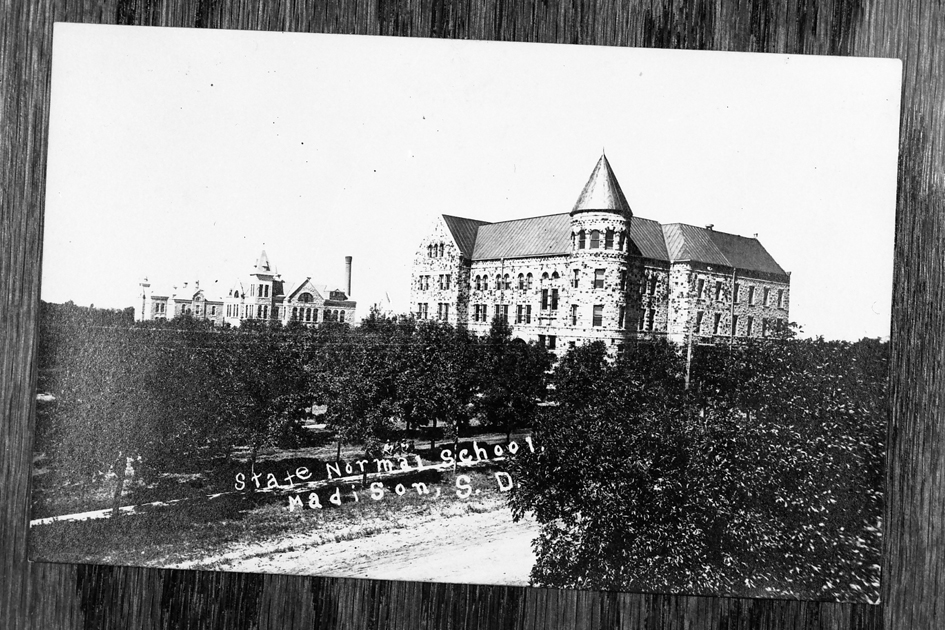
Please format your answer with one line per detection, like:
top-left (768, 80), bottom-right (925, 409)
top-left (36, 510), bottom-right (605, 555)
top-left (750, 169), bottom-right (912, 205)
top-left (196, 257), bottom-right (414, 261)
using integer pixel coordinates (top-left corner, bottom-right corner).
top-left (35, 303), bottom-right (551, 516)
top-left (36, 301), bottom-right (887, 600)
top-left (506, 336), bottom-right (887, 601)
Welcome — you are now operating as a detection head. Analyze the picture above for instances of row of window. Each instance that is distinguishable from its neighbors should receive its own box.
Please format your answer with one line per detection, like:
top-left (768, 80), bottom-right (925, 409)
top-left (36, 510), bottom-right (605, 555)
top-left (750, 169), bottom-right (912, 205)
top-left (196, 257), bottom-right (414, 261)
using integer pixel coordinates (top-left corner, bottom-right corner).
top-left (692, 311), bottom-right (776, 337)
top-left (469, 269), bottom-right (619, 293)
top-left (222, 303), bottom-right (347, 323)
top-left (416, 275), bottom-right (452, 291)
top-left (426, 243), bottom-right (446, 258)
top-left (573, 228), bottom-right (627, 251)
top-left (415, 303), bottom-right (451, 321)
top-left (695, 279), bottom-right (786, 308)
top-left (469, 302), bottom-right (608, 327)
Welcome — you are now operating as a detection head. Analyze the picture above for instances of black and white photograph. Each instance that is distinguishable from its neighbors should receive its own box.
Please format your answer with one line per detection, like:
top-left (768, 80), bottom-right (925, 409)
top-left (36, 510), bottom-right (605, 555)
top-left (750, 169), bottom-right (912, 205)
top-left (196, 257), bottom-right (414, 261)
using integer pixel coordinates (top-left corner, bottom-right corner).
top-left (30, 23), bottom-right (901, 603)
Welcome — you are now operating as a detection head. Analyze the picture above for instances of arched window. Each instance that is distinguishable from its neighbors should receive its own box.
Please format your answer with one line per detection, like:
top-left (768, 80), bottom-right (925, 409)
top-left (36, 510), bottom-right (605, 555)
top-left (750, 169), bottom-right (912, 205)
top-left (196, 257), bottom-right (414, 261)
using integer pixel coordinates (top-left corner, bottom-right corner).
top-left (618, 230), bottom-right (626, 251)
top-left (292, 307), bottom-right (298, 320)
top-left (298, 292), bottom-right (313, 303)
top-left (438, 243), bottom-right (444, 257)
top-left (427, 244), bottom-right (432, 257)
top-left (313, 309), bottom-right (318, 323)
top-left (590, 230), bottom-right (600, 248)
top-left (526, 273), bottom-right (533, 290)
top-left (503, 274), bottom-right (510, 289)
top-left (340, 311), bottom-right (345, 323)
top-left (475, 275), bottom-right (481, 291)
top-left (541, 272), bottom-right (549, 281)
top-left (518, 273), bottom-right (525, 290)
top-left (605, 228), bottom-right (614, 249)
top-left (496, 275), bottom-right (502, 289)
top-left (483, 276), bottom-right (488, 290)
top-left (551, 271), bottom-right (559, 280)
top-left (578, 230), bottom-right (586, 249)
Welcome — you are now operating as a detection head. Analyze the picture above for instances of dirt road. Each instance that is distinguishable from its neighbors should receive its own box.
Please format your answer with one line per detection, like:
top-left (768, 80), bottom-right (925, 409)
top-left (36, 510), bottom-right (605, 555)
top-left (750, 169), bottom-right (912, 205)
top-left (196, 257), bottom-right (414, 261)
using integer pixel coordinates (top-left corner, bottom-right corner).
top-left (194, 507), bottom-right (541, 586)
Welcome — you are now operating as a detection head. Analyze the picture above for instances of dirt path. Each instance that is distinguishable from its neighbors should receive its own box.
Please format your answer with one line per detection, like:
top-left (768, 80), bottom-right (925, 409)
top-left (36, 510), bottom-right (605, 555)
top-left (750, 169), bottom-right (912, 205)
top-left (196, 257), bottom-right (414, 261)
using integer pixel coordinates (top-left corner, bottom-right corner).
top-left (192, 507), bottom-right (541, 586)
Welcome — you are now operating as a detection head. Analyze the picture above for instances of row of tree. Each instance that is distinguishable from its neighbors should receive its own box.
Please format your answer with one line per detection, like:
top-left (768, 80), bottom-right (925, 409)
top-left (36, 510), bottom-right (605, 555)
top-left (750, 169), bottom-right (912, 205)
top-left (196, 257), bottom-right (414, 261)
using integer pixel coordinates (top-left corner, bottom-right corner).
top-left (506, 336), bottom-right (887, 601)
top-left (35, 303), bottom-right (552, 514)
top-left (36, 301), bottom-right (888, 600)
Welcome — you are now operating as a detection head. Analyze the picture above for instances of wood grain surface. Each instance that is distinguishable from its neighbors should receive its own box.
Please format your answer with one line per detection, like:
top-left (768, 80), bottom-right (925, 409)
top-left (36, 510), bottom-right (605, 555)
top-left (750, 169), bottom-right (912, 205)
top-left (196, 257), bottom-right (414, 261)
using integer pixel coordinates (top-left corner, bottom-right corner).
top-left (2, 0), bottom-right (941, 628)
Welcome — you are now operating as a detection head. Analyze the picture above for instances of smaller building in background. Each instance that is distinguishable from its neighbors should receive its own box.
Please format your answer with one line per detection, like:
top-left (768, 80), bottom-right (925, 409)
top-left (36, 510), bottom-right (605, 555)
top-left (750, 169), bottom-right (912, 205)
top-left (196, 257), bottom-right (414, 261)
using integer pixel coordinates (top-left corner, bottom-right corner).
top-left (136, 250), bottom-right (356, 326)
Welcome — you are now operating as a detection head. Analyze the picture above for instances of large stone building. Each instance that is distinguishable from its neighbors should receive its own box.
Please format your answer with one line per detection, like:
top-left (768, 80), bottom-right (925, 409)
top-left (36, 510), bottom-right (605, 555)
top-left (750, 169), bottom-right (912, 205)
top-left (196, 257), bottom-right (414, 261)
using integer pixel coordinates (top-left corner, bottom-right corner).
top-left (136, 251), bottom-right (356, 326)
top-left (409, 155), bottom-right (790, 352)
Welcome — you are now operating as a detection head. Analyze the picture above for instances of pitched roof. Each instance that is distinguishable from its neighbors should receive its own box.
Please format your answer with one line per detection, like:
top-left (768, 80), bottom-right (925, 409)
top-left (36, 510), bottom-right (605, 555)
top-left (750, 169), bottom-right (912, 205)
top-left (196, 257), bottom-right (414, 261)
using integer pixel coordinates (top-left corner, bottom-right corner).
top-left (662, 223), bottom-right (787, 277)
top-left (443, 213), bottom-right (785, 278)
top-left (571, 154), bottom-right (632, 216)
top-left (472, 214), bottom-right (573, 260)
top-left (442, 215), bottom-right (492, 258)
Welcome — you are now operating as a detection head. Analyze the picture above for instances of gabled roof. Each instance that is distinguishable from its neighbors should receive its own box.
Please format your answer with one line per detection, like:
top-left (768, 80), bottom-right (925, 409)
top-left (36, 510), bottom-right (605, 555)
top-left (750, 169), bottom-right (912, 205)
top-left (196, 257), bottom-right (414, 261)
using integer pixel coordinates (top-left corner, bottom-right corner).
top-left (472, 214), bottom-right (572, 260)
top-left (438, 213), bottom-right (786, 278)
top-left (284, 278), bottom-right (326, 301)
top-left (571, 154), bottom-right (632, 216)
top-left (442, 215), bottom-right (492, 258)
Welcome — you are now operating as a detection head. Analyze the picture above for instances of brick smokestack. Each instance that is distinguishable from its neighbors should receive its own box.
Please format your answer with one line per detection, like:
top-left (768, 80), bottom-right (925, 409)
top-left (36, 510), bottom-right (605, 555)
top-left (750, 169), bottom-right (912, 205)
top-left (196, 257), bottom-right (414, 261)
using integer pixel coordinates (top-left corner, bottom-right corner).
top-left (345, 256), bottom-right (352, 297)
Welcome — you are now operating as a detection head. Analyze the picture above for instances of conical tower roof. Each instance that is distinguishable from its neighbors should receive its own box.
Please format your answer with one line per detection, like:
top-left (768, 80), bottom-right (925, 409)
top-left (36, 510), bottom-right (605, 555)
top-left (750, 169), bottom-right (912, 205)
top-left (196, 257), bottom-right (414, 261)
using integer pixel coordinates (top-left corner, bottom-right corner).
top-left (254, 249), bottom-right (272, 273)
top-left (571, 154), bottom-right (632, 216)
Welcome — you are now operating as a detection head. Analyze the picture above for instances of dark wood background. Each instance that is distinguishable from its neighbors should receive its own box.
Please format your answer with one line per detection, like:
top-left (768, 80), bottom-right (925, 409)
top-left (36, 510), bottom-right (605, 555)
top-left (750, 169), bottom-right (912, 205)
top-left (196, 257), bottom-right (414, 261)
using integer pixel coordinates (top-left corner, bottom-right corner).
top-left (2, 0), bottom-right (942, 628)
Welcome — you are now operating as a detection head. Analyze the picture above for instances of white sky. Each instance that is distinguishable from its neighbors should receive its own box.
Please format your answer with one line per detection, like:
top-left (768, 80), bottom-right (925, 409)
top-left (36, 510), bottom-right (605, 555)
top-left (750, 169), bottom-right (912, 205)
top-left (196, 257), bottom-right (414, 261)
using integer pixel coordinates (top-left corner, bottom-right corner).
top-left (42, 24), bottom-right (901, 341)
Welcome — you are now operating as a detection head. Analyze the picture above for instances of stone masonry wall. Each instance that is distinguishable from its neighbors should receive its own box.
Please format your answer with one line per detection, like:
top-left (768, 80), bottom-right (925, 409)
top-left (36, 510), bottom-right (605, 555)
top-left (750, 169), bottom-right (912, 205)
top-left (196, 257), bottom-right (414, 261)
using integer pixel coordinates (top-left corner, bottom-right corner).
top-left (409, 217), bottom-right (465, 326)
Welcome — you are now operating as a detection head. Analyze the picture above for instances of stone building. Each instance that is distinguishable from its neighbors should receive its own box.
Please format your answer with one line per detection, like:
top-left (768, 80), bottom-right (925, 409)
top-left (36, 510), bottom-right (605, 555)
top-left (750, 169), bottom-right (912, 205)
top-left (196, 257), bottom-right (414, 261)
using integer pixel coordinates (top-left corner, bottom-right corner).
top-left (409, 154), bottom-right (790, 353)
top-left (136, 251), bottom-right (356, 326)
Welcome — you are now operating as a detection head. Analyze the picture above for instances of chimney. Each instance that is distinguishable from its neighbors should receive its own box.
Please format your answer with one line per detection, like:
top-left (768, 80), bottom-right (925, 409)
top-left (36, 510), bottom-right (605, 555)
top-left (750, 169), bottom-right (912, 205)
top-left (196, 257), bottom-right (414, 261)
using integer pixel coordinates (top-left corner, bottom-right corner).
top-left (344, 256), bottom-right (352, 297)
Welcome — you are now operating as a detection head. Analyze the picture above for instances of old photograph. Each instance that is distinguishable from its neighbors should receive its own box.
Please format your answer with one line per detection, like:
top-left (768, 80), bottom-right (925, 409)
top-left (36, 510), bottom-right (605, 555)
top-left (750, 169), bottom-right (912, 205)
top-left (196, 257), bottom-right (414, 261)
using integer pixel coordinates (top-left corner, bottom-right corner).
top-left (31, 24), bottom-right (901, 602)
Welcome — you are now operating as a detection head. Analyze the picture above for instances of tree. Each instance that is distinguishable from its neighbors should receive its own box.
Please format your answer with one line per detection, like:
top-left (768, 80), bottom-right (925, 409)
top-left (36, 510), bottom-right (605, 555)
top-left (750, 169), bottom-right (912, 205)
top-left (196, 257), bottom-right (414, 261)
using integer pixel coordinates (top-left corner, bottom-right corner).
top-left (507, 337), bottom-right (888, 600)
top-left (474, 317), bottom-right (553, 441)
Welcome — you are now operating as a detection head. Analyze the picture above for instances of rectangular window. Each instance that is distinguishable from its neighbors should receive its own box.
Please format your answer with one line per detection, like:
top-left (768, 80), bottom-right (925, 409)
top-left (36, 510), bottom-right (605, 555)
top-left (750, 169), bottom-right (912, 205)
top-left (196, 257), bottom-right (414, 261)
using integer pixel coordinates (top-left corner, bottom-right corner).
top-left (763, 287), bottom-right (770, 306)
top-left (732, 314), bottom-right (739, 336)
top-left (619, 271), bottom-right (626, 292)
top-left (618, 306), bottom-right (626, 329)
top-left (446, 275), bottom-right (451, 290)
top-left (541, 289), bottom-right (549, 310)
top-left (695, 311), bottom-right (704, 334)
top-left (733, 282), bottom-right (740, 303)
top-left (571, 304), bottom-right (578, 326)
top-left (526, 305), bottom-right (532, 324)
top-left (748, 286), bottom-right (755, 305)
top-left (551, 288), bottom-right (559, 310)
top-left (715, 281), bottom-right (723, 301)
top-left (604, 229), bottom-right (614, 249)
top-left (594, 269), bottom-right (605, 289)
top-left (501, 304), bottom-right (509, 322)
top-left (696, 279), bottom-right (705, 300)
top-left (713, 312), bottom-right (721, 335)
top-left (646, 309), bottom-right (654, 331)
top-left (516, 305), bottom-right (523, 324)
top-left (572, 269), bottom-right (579, 288)
top-left (548, 335), bottom-right (556, 350)
top-left (777, 289), bottom-right (784, 308)
top-left (569, 341), bottom-right (576, 349)
top-left (638, 310), bottom-right (646, 331)
top-left (747, 316), bottom-right (754, 336)
top-left (592, 305), bottom-right (603, 327)
top-left (494, 304), bottom-right (500, 320)
top-left (649, 275), bottom-right (657, 295)
top-left (538, 334), bottom-right (546, 348)
top-left (762, 318), bottom-right (768, 337)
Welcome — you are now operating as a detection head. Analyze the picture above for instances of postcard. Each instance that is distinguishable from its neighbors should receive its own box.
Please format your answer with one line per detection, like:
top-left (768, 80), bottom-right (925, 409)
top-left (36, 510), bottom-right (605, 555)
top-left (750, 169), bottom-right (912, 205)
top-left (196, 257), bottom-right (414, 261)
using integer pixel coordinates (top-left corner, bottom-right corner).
top-left (32, 23), bottom-right (900, 602)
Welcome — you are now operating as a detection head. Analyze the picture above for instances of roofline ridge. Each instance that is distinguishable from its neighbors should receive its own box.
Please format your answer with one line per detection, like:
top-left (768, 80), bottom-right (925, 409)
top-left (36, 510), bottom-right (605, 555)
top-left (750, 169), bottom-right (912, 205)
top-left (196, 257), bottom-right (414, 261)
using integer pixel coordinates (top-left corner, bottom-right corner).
top-left (662, 221), bottom-right (758, 240)
top-left (477, 212), bottom-right (571, 226)
top-left (441, 213), bottom-right (492, 224)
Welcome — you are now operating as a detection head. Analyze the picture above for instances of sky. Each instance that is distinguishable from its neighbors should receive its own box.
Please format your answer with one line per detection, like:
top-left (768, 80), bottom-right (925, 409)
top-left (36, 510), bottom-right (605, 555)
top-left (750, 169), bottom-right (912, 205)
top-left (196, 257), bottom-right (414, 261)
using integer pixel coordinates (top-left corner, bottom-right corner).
top-left (42, 24), bottom-right (902, 340)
